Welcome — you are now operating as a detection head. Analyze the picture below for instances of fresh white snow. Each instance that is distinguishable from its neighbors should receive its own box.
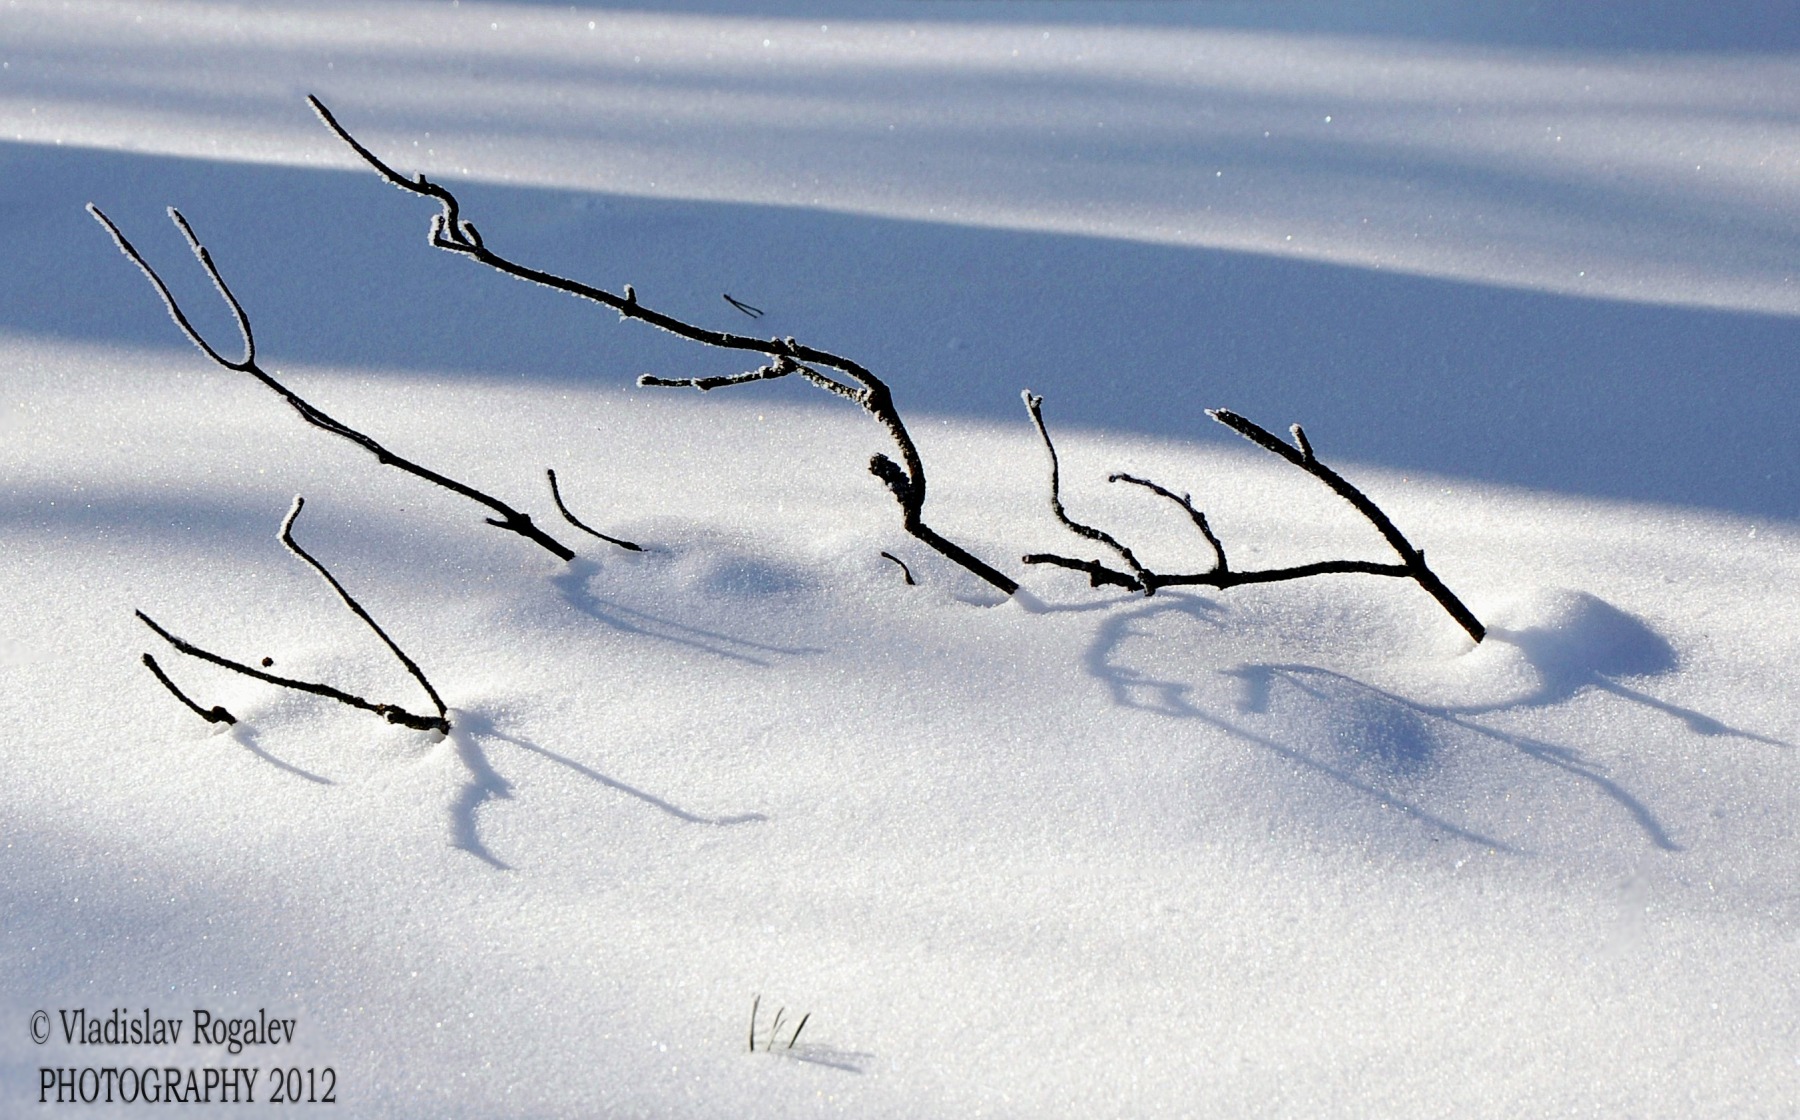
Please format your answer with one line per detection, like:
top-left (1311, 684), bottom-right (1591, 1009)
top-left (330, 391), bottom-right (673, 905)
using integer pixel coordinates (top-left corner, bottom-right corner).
top-left (2, 2), bottom-right (1797, 1116)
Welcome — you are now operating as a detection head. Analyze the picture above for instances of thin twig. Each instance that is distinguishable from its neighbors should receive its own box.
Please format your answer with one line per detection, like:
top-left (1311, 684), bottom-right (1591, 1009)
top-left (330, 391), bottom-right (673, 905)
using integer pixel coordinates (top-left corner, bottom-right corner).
top-left (137, 610), bottom-right (449, 732)
top-left (723, 293), bottom-right (764, 318)
top-left (87, 203), bottom-right (575, 564)
top-left (879, 551), bottom-right (916, 585)
top-left (1109, 472), bottom-right (1226, 574)
top-left (787, 1013), bottom-right (810, 1049)
top-left (310, 95), bottom-right (1016, 596)
top-left (280, 496), bottom-right (449, 724)
top-left (141, 652), bottom-right (236, 725)
top-left (640, 355), bottom-right (796, 392)
top-left (749, 995), bottom-right (760, 1053)
top-left (546, 469), bottom-right (643, 551)
top-left (766, 1008), bottom-right (786, 1053)
top-left (1023, 391), bottom-right (1153, 592)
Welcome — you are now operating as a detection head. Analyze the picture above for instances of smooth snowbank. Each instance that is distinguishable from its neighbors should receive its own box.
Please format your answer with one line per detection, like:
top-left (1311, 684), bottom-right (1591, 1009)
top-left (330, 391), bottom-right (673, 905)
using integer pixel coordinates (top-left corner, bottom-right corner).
top-left (3, 342), bottom-right (1796, 1115)
top-left (3, 1), bottom-right (1798, 1115)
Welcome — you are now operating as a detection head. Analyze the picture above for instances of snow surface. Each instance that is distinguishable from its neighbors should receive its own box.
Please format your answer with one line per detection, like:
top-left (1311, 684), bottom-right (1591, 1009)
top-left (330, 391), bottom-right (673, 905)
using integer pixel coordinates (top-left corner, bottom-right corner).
top-left (2, 2), bottom-right (1798, 1115)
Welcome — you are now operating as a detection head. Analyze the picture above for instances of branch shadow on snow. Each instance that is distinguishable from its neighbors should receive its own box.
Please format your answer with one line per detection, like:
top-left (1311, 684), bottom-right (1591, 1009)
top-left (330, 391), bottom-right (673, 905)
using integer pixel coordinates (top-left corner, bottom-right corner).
top-left (21, 141), bottom-right (1798, 523)
top-left (1082, 590), bottom-right (1781, 854)
top-left (223, 723), bottom-right (333, 786)
top-left (441, 709), bottom-right (767, 870)
top-left (552, 559), bottom-right (823, 667)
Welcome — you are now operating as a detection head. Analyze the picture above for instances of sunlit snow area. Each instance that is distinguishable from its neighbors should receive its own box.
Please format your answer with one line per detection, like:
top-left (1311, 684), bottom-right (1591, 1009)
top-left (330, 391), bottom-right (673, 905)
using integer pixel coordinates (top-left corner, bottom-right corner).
top-left (2, 1), bottom-right (1798, 1115)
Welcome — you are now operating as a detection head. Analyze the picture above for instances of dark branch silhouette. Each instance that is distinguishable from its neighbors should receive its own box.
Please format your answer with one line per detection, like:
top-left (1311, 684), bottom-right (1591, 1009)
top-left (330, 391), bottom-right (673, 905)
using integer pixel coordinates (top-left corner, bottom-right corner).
top-left (1022, 398), bottom-right (1485, 643)
top-left (87, 203), bottom-right (575, 564)
top-left (879, 551), bottom-right (916, 585)
top-left (137, 498), bottom-right (452, 734)
top-left (309, 95), bottom-right (1017, 596)
top-left (1024, 390), bottom-right (1152, 591)
top-left (722, 293), bottom-right (765, 318)
top-left (547, 468), bottom-right (643, 552)
top-left (141, 652), bottom-right (236, 725)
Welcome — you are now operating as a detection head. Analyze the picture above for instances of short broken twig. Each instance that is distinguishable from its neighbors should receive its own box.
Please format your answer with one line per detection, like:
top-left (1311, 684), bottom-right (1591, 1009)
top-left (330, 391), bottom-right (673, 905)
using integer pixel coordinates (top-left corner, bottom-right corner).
top-left (879, 551), bottom-right (916, 585)
top-left (722, 293), bottom-right (765, 318)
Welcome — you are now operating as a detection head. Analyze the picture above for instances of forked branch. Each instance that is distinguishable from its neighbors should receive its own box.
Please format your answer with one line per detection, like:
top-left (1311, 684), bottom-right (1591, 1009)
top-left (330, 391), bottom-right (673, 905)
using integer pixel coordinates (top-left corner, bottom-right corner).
top-left (309, 96), bottom-right (1017, 596)
top-left (87, 203), bottom-right (574, 563)
top-left (1022, 399), bottom-right (1485, 643)
top-left (138, 497), bottom-right (452, 733)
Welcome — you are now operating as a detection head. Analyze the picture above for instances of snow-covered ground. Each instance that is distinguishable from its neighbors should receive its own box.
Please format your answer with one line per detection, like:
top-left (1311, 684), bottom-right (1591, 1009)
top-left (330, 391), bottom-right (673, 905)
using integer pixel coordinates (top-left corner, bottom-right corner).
top-left (3, 2), bottom-right (1797, 1115)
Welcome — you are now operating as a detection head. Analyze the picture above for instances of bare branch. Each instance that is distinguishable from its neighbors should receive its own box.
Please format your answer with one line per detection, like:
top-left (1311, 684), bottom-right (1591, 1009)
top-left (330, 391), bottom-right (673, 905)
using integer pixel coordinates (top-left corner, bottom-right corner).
top-left (879, 551), bottom-right (916, 585)
top-left (638, 356), bottom-right (795, 392)
top-left (794, 363), bottom-right (867, 404)
top-left (89, 203), bottom-right (575, 563)
top-left (1015, 400), bottom-right (1481, 642)
top-left (141, 652), bottom-right (236, 725)
top-left (313, 96), bottom-right (1017, 596)
top-left (135, 497), bottom-right (453, 734)
top-left (546, 468), bottom-right (643, 552)
top-left (1109, 472), bottom-right (1227, 574)
top-left (280, 496), bottom-right (448, 724)
top-left (1024, 391), bottom-right (1153, 592)
top-left (1019, 552), bottom-right (1141, 591)
top-left (1207, 409), bottom-right (1484, 642)
top-left (137, 610), bottom-right (449, 733)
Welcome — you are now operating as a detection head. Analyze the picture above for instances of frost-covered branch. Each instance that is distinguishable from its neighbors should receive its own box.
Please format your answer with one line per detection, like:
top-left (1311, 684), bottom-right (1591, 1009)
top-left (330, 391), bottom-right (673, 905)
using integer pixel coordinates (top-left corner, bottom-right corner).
top-left (1022, 399), bottom-right (1485, 643)
top-left (87, 204), bottom-right (575, 564)
top-left (309, 96), bottom-right (1017, 596)
top-left (137, 498), bottom-right (452, 734)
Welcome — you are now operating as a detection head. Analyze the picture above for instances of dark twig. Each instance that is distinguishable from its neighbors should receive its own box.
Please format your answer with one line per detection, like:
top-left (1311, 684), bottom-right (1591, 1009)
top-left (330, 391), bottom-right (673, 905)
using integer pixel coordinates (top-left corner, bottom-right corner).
top-left (1207, 410), bottom-right (1484, 642)
top-left (1109, 473), bottom-right (1226, 574)
top-left (787, 1013), bottom-right (811, 1050)
top-left (1024, 391), bottom-right (1152, 593)
top-left (138, 610), bottom-right (449, 733)
top-left (879, 551), bottom-right (916, 585)
top-left (141, 652), bottom-right (236, 725)
top-left (279, 496), bottom-right (450, 725)
top-left (135, 499), bottom-right (452, 733)
top-left (766, 1008), bottom-right (786, 1052)
top-left (722, 293), bottom-right (765, 318)
top-left (640, 355), bottom-right (796, 392)
top-left (87, 203), bottom-right (574, 564)
top-left (749, 995), bottom-right (760, 1054)
top-left (310, 95), bottom-right (1017, 596)
top-left (546, 468), bottom-right (643, 552)
top-left (1021, 401), bottom-right (1484, 643)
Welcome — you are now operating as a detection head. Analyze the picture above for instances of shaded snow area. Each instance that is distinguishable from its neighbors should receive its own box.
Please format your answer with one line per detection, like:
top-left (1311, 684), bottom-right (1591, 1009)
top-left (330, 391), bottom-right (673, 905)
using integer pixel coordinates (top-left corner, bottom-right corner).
top-left (2, 2), bottom-right (1797, 1115)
